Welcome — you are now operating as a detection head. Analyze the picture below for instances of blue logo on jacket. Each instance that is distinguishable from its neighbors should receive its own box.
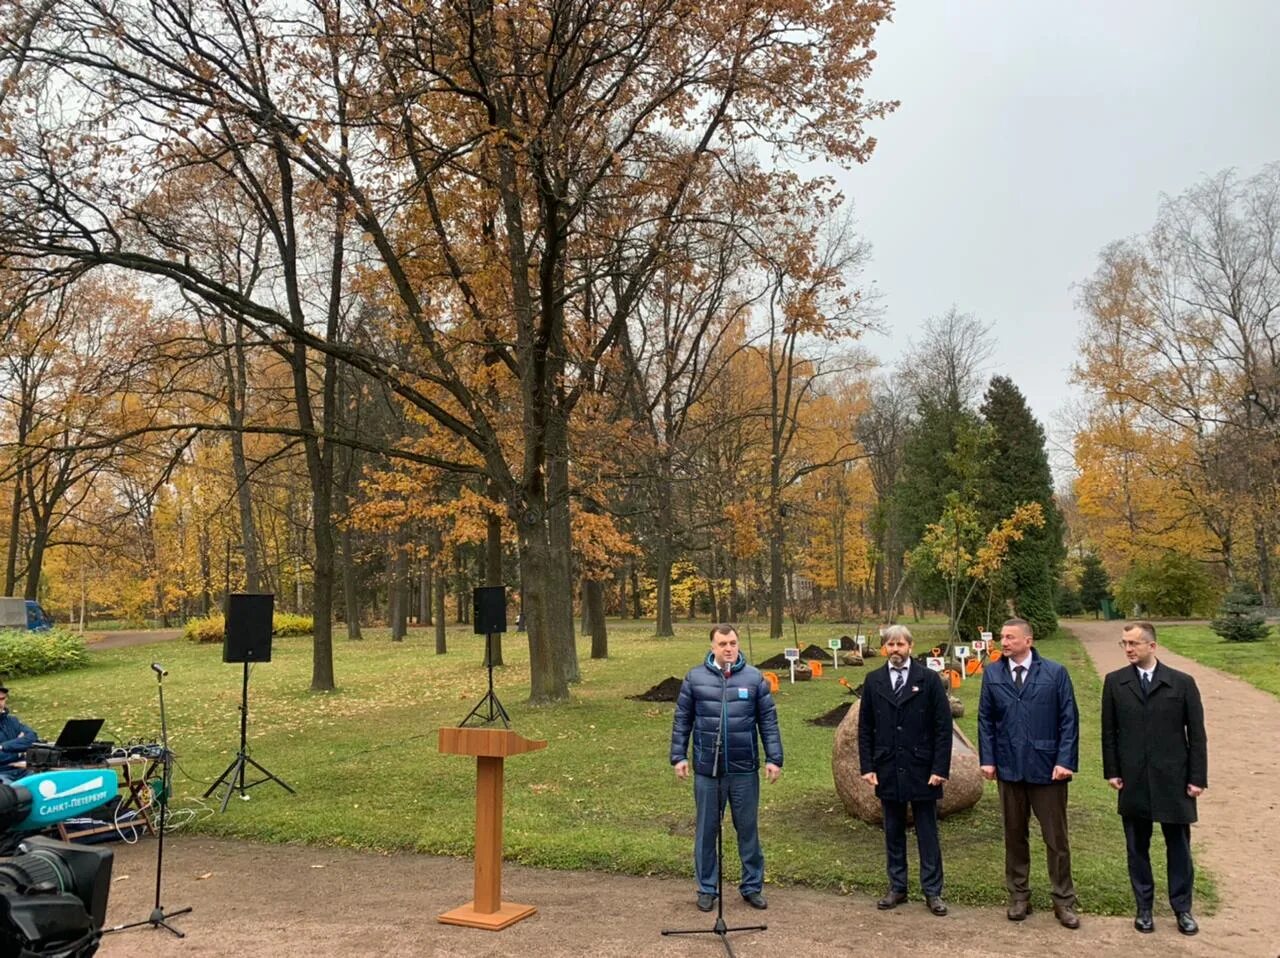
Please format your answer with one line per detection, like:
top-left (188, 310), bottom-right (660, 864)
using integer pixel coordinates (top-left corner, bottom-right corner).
top-left (738, 688), bottom-right (749, 699)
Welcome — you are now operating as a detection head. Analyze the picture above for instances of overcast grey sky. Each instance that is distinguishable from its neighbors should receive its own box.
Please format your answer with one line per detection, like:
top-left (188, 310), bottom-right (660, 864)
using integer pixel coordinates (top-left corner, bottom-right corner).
top-left (828, 0), bottom-right (1280, 458)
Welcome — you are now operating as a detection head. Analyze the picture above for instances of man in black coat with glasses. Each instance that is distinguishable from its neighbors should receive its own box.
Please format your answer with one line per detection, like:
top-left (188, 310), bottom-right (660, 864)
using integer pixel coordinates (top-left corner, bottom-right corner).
top-left (1102, 620), bottom-right (1207, 937)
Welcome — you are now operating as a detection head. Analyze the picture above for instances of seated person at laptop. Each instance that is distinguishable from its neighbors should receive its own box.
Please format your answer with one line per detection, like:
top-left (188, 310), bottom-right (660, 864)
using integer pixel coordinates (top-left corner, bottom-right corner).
top-left (0, 686), bottom-right (38, 781)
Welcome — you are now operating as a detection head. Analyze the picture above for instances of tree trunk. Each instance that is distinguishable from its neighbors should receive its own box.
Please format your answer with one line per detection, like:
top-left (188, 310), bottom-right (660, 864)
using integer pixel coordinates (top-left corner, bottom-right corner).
top-left (294, 553), bottom-right (305, 614)
top-left (517, 503), bottom-right (571, 703)
top-left (341, 525), bottom-right (363, 640)
top-left (419, 563), bottom-right (430, 625)
top-left (655, 549), bottom-right (674, 635)
top-left (580, 575), bottom-right (593, 635)
top-left (729, 560), bottom-right (739, 622)
top-left (630, 562), bottom-right (642, 619)
top-left (390, 539), bottom-right (408, 641)
top-left (768, 505), bottom-right (785, 639)
top-left (5, 479), bottom-right (21, 596)
top-left (546, 445), bottom-right (579, 686)
top-left (586, 578), bottom-right (607, 659)
top-left (653, 453), bottom-right (676, 635)
top-left (430, 529), bottom-right (447, 654)
top-left (230, 429), bottom-right (261, 593)
top-left (24, 523), bottom-right (48, 602)
top-left (484, 500), bottom-right (504, 667)
top-left (1254, 514), bottom-right (1274, 606)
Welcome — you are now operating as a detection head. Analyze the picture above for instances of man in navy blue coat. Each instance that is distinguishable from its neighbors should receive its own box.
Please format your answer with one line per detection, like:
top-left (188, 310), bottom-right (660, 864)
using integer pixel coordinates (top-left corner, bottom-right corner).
top-left (670, 624), bottom-right (783, 912)
top-left (978, 617), bottom-right (1081, 929)
top-left (0, 686), bottom-right (39, 782)
top-left (858, 624), bottom-right (953, 916)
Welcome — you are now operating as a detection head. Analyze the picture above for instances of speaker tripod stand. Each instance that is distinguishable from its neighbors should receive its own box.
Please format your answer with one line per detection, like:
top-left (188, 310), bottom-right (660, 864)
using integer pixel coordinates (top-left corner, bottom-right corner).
top-left (460, 632), bottom-right (509, 728)
top-left (204, 661), bottom-right (295, 812)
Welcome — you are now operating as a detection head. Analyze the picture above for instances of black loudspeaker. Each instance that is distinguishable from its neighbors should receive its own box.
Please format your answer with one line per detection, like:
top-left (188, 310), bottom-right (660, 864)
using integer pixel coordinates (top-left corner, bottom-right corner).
top-left (224, 593), bottom-right (274, 663)
top-left (473, 586), bottom-right (507, 635)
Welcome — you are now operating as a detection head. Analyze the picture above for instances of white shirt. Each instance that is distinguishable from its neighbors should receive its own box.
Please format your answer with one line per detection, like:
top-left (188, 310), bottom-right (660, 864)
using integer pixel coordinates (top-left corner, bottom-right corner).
top-left (1136, 663), bottom-right (1156, 684)
top-left (1008, 651), bottom-right (1033, 671)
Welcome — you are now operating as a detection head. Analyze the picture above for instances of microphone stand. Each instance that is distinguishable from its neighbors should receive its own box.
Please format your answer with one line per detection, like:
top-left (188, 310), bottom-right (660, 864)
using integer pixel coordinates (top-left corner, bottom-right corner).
top-left (662, 670), bottom-right (767, 956)
top-left (106, 665), bottom-right (192, 938)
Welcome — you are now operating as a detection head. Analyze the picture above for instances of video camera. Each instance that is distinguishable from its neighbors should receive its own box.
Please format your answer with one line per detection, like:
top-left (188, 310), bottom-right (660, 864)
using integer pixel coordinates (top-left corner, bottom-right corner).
top-left (0, 778), bottom-right (115, 957)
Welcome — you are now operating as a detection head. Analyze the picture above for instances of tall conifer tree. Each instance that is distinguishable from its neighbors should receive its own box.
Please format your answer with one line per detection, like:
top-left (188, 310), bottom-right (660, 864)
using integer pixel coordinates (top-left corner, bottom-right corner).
top-left (978, 376), bottom-right (1065, 638)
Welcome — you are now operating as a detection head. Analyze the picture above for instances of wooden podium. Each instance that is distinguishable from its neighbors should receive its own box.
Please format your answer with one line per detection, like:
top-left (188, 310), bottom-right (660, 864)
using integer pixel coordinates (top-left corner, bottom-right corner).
top-left (437, 726), bottom-right (547, 930)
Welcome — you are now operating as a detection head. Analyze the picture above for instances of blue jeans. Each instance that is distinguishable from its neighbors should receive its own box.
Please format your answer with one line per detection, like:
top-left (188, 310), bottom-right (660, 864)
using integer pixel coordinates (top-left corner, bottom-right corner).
top-left (0, 765), bottom-right (24, 783)
top-left (693, 772), bottom-right (763, 896)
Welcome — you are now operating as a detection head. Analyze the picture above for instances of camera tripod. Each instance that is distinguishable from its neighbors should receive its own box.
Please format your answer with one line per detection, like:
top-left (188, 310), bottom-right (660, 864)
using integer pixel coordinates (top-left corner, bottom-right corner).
top-left (204, 661), bottom-right (294, 812)
top-left (106, 664), bottom-right (191, 938)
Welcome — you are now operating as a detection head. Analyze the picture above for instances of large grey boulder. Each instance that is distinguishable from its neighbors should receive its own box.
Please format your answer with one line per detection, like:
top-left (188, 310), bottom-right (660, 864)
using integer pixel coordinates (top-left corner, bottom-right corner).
top-left (831, 698), bottom-right (985, 825)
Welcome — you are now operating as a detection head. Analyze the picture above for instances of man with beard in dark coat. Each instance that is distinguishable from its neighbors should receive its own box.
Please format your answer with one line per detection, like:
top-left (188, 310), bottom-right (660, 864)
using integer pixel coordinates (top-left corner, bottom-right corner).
top-left (1102, 620), bottom-right (1208, 937)
top-left (858, 624), bottom-right (953, 916)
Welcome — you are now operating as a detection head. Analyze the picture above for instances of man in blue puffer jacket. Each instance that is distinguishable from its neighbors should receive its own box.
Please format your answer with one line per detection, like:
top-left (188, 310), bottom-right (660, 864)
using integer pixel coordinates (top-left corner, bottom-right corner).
top-left (670, 624), bottom-right (783, 913)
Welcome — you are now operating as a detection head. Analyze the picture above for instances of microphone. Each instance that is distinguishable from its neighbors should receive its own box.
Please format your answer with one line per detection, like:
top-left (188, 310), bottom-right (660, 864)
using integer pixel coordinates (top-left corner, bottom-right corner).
top-left (151, 663), bottom-right (168, 676)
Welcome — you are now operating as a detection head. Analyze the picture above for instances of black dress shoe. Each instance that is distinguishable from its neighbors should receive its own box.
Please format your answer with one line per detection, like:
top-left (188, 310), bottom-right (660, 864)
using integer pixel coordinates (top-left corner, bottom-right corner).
top-left (1006, 898), bottom-right (1031, 921)
top-left (877, 890), bottom-right (908, 910)
top-left (1134, 909), bottom-right (1154, 934)
top-left (1175, 911), bottom-right (1198, 936)
top-left (742, 891), bottom-right (767, 910)
top-left (696, 893), bottom-right (715, 912)
top-left (925, 895), bottom-right (948, 916)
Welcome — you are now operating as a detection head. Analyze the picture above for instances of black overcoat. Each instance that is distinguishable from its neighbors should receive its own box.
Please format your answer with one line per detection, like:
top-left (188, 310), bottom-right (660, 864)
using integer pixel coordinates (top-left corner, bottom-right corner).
top-left (1101, 662), bottom-right (1208, 824)
top-left (857, 660), bottom-right (953, 802)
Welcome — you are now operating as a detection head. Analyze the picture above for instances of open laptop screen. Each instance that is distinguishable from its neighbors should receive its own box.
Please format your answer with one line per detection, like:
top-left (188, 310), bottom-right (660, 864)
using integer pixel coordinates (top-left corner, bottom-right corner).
top-left (53, 718), bottom-right (105, 749)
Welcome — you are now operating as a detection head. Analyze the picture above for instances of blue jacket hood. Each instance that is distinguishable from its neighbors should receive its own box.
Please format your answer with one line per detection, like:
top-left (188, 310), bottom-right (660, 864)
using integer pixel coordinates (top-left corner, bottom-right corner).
top-left (703, 652), bottom-right (746, 675)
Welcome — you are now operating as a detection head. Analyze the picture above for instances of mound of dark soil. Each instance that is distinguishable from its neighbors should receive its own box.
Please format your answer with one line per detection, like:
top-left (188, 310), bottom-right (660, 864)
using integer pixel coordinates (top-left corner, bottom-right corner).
top-left (808, 702), bottom-right (853, 726)
top-left (629, 676), bottom-right (683, 702)
top-left (757, 646), bottom-right (831, 669)
top-left (755, 652), bottom-right (792, 669)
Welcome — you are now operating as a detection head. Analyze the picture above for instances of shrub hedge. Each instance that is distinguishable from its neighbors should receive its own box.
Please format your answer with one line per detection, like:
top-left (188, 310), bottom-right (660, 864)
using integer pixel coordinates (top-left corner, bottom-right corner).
top-left (184, 613), bottom-right (315, 643)
top-left (0, 629), bottom-right (90, 678)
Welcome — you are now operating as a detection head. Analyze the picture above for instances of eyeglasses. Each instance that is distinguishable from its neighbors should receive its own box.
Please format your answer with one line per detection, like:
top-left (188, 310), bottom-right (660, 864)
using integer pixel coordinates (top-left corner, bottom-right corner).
top-left (1117, 640), bottom-right (1151, 649)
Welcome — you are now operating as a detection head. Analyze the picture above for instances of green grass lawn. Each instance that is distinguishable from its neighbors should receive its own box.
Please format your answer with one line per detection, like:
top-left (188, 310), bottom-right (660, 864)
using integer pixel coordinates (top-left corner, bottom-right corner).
top-left (13, 619), bottom-right (1211, 915)
top-left (1151, 623), bottom-right (1280, 700)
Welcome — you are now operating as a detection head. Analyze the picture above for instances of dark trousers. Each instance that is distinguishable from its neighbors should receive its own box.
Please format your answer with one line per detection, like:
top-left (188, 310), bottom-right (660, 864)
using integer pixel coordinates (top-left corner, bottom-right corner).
top-left (693, 773), bottom-right (764, 896)
top-left (881, 799), bottom-right (943, 896)
top-left (998, 779), bottom-right (1076, 907)
top-left (1123, 816), bottom-right (1194, 912)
